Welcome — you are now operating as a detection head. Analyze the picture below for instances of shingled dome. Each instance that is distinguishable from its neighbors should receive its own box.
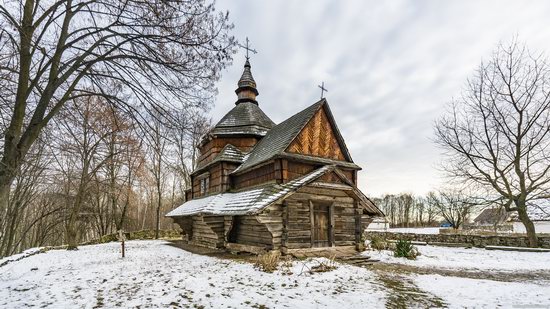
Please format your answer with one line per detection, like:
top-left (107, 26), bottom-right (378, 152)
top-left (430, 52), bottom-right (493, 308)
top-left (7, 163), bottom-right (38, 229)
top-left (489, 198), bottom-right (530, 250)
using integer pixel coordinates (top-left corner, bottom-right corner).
top-left (210, 102), bottom-right (275, 137)
top-left (209, 59), bottom-right (275, 138)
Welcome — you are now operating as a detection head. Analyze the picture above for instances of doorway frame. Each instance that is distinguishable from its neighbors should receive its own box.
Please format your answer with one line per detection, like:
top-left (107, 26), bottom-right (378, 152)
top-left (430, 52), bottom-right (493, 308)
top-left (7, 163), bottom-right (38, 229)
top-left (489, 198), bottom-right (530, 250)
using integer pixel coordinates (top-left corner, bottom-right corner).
top-left (309, 200), bottom-right (335, 248)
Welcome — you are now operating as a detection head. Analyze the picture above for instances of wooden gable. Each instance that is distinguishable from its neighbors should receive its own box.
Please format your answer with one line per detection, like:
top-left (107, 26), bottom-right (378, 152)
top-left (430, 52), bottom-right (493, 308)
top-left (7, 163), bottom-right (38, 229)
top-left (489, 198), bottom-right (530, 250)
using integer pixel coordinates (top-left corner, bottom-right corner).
top-left (286, 105), bottom-right (350, 162)
top-left (318, 171), bottom-right (347, 184)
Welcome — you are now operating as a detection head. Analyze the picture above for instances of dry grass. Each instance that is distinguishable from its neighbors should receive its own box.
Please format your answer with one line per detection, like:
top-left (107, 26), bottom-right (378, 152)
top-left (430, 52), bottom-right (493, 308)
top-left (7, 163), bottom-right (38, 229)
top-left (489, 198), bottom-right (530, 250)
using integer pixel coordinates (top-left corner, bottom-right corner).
top-left (253, 251), bottom-right (281, 273)
top-left (369, 236), bottom-right (389, 251)
top-left (309, 255), bottom-right (338, 273)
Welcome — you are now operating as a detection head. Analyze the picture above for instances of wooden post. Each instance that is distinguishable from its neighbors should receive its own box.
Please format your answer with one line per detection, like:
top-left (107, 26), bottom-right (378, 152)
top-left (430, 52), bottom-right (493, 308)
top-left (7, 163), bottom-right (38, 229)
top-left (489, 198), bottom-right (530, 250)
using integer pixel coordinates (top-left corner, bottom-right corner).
top-left (329, 203), bottom-right (335, 247)
top-left (118, 230), bottom-right (126, 258)
top-left (309, 200), bottom-right (315, 248)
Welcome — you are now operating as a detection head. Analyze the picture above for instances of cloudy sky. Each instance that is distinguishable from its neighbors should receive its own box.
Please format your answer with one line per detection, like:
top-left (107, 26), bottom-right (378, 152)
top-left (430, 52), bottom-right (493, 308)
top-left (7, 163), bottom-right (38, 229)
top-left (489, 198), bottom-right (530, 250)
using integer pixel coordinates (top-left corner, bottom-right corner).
top-left (210, 0), bottom-right (550, 197)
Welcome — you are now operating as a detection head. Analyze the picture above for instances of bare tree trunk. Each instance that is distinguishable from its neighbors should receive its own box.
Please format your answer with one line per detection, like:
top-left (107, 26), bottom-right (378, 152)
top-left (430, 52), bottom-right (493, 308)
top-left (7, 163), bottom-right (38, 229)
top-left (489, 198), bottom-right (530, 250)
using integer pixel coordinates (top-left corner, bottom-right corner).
top-left (155, 186), bottom-right (162, 239)
top-left (66, 169), bottom-right (89, 250)
top-left (517, 205), bottom-right (539, 247)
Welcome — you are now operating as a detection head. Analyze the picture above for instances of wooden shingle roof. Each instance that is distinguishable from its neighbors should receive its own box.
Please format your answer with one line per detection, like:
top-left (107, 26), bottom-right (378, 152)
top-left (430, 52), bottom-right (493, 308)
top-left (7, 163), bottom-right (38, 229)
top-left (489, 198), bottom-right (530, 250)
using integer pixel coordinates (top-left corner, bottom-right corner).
top-left (209, 102), bottom-right (275, 137)
top-left (233, 99), bottom-right (358, 174)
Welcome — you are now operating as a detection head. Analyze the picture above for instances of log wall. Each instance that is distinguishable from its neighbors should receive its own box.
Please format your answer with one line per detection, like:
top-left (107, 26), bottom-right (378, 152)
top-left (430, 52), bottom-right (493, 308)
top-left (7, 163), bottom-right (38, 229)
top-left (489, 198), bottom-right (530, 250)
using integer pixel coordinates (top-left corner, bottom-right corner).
top-left (233, 163), bottom-right (276, 189)
top-left (228, 215), bottom-right (274, 249)
top-left (282, 185), bottom-right (358, 249)
top-left (257, 203), bottom-right (284, 249)
top-left (190, 216), bottom-right (225, 248)
top-left (191, 162), bottom-right (240, 199)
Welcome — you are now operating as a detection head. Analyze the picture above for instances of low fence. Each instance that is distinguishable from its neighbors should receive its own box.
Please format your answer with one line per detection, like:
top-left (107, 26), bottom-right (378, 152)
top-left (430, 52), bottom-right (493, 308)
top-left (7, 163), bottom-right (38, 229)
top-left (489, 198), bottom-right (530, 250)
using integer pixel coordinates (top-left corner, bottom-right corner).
top-left (365, 231), bottom-right (550, 249)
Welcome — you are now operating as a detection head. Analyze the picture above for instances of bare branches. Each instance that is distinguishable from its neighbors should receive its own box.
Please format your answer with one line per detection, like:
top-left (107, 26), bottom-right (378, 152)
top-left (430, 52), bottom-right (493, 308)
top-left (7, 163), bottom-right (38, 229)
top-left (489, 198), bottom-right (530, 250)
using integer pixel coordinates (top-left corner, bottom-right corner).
top-left (0, 0), bottom-right (233, 255)
top-left (435, 40), bottom-right (550, 204)
top-left (435, 39), bottom-right (550, 246)
top-left (0, 0), bottom-right (236, 185)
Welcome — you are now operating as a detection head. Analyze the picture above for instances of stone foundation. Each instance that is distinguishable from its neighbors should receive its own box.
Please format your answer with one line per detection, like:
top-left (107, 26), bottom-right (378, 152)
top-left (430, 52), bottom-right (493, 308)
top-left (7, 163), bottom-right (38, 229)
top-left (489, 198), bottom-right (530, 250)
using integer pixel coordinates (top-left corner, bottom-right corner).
top-left (365, 231), bottom-right (550, 248)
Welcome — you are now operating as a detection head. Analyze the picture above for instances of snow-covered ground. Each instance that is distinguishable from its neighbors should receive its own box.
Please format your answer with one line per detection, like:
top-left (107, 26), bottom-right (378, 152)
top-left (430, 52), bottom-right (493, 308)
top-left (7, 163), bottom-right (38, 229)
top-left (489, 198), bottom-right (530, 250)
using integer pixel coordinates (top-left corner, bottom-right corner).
top-left (2, 240), bottom-right (549, 308)
top-left (0, 240), bottom-right (386, 308)
top-left (387, 227), bottom-right (443, 234)
top-left (415, 274), bottom-right (550, 308)
top-left (370, 245), bottom-right (550, 272)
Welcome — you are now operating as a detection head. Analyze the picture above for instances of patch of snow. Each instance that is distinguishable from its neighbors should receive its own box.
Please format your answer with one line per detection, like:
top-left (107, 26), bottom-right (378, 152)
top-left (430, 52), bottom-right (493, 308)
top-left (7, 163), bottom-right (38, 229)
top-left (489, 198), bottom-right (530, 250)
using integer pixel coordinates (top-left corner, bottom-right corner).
top-left (414, 274), bottom-right (550, 308)
top-left (369, 245), bottom-right (550, 272)
top-left (0, 240), bottom-right (386, 308)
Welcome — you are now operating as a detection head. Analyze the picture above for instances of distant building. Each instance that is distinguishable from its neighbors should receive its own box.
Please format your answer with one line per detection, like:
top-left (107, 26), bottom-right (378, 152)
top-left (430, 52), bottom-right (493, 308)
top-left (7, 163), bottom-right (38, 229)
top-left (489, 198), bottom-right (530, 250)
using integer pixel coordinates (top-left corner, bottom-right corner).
top-left (473, 208), bottom-right (509, 227)
top-left (166, 58), bottom-right (383, 255)
top-left (472, 201), bottom-right (550, 233)
top-left (366, 217), bottom-right (389, 231)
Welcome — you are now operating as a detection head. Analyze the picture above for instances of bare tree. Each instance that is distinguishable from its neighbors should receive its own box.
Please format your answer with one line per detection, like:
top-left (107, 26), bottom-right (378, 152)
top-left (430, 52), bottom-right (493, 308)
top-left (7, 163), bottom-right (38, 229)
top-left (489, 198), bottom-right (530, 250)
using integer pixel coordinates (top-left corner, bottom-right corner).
top-left (435, 40), bottom-right (550, 246)
top-left (0, 137), bottom-right (50, 256)
top-left (55, 96), bottom-right (114, 249)
top-left (145, 112), bottom-right (168, 239)
top-left (424, 196), bottom-right (440, 226)
top-left (0, 0), bottom-right (235, 244)
top-left (427, 190), bottom-right (474, 229)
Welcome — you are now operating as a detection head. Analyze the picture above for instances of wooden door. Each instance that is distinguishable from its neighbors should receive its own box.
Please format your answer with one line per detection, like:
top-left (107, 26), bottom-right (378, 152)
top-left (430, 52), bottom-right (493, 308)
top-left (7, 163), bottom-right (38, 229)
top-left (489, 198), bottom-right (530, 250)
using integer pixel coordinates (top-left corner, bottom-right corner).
top-left (312, 203), bottom-right (330, 247)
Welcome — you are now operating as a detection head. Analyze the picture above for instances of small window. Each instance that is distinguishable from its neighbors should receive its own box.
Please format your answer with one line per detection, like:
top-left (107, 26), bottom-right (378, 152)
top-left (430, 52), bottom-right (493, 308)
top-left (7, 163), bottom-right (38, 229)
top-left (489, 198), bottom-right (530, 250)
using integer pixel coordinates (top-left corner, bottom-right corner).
top-left (200, 177), bottom-right (209, 195)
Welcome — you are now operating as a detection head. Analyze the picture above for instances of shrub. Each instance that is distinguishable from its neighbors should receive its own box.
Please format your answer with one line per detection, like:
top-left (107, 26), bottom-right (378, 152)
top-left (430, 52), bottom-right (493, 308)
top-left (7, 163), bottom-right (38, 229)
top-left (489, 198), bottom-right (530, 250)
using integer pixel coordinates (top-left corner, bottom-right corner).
top-left (393, 240), bottom-right (419, 260)
top-left (253, 251), bottom-right (280, 273)
top-left (369, 236), bottom-right (388, 251)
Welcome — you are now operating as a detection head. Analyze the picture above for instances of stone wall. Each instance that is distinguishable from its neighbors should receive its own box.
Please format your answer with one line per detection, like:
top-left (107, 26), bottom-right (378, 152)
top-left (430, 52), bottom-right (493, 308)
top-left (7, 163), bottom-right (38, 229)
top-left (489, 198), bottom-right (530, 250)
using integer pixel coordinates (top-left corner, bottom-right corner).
top-left (365, 231), bottom-right (550, 249)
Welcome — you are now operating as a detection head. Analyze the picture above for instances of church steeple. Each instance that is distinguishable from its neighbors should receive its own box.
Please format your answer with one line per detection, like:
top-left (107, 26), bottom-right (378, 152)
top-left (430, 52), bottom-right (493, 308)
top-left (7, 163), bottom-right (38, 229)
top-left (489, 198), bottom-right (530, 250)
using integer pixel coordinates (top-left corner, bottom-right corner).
top-left (235, 59), bottom-right (259, 105)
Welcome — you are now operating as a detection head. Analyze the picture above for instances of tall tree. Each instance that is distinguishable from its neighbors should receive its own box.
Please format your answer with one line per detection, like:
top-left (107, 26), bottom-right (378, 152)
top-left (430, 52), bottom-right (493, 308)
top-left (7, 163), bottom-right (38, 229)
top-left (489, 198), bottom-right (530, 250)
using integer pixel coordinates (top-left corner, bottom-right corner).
top-left (0, 0), bottom-right (235, 239)
top-left (435, 40), bottom-right (550, 246)
top-left (55, 96), bottom-right (113, 249)
top-left (146, 111), bottom-right (168, 239)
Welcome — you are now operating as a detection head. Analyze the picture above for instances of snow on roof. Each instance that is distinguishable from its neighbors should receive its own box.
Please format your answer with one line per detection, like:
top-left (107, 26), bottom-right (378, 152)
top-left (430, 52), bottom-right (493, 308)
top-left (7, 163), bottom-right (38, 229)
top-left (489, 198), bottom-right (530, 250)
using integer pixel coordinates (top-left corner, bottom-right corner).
top-left (166, 166), bottom-right (332, 217)
top-left (508, 199), bottom-right (550, 222)
top-left (526, 199), bottom-right (550, 221)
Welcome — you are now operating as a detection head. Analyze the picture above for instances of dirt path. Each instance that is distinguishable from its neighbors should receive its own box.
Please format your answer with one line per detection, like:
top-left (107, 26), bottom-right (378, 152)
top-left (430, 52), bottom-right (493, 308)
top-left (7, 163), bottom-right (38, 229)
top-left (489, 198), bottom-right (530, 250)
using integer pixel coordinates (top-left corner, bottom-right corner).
top-left (368, 262), bottom-right (550, 284)
top-left (372, 270), bottom-right (447, 308)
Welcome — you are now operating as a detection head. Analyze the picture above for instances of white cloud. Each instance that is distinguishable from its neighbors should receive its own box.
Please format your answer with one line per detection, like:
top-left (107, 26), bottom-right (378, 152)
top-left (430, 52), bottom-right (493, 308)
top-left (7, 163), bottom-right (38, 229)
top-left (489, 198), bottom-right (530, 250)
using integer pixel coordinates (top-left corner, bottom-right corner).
top-left (212, 0), bottom-right (550, 196)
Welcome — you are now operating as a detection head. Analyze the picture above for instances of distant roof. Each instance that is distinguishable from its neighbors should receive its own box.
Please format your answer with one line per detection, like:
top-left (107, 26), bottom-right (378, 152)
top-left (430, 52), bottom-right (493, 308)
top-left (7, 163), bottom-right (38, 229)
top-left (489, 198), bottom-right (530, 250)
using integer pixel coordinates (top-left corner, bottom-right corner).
top-left (194, 144), bottom-right (245, 173)
top-left (476, 200), bottom-right (550, 223)
top-left (474, 208), bottom-right (509, 225)
top-left (166, 166), bottom-right (383, 217)
top-left (209, 102), bottom-right (275, 137)
top-left (233, 99), bottom-right (356, 173)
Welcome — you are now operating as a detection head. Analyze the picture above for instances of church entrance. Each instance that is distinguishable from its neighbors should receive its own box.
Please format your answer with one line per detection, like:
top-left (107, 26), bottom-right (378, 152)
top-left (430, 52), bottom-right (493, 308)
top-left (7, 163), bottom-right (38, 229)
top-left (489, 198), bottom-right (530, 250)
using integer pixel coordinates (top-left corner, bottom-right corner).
top-left (312, 203), bottom-right (331, 247)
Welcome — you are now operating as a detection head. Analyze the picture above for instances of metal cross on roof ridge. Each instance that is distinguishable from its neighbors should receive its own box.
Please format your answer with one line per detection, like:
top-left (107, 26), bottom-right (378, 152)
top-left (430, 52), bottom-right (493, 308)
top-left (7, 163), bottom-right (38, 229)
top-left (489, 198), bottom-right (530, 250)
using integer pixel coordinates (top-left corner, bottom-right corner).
top-left (318, 81), bottom-right (328, 99)
top-left (237, 37), bottom-right (257, 60)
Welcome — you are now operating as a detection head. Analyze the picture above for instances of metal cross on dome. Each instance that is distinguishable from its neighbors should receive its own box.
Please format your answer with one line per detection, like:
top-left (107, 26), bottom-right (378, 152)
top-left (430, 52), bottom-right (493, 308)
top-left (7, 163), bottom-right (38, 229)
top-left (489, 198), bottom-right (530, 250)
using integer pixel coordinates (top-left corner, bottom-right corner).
top-left (237, 37), bottom-right (257, 60)
top-left (318, 81), bottom-right (328, 99)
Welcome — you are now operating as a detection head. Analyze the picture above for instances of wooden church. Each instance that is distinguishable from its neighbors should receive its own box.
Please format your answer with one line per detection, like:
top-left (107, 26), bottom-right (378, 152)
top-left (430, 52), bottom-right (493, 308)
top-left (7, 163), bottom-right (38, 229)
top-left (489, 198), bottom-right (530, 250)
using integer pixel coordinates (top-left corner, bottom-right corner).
top-left (167, 58), bottom-right (383, 255)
